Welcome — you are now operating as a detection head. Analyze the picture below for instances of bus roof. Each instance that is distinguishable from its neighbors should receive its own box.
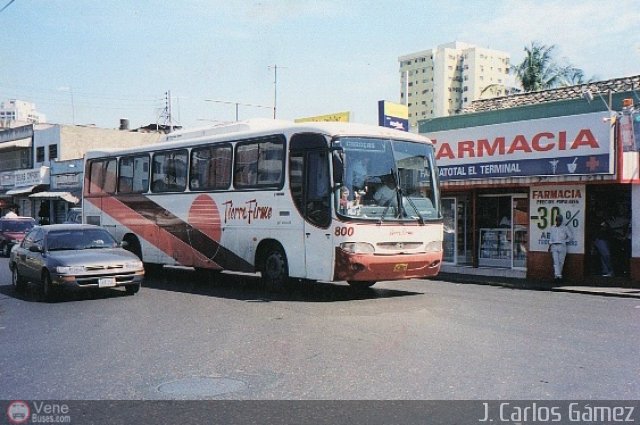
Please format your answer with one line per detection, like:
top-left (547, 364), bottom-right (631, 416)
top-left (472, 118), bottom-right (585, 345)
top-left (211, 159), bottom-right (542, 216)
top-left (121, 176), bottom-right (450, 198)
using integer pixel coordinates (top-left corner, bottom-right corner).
top-left (84, 118), bottom-right (432, 159)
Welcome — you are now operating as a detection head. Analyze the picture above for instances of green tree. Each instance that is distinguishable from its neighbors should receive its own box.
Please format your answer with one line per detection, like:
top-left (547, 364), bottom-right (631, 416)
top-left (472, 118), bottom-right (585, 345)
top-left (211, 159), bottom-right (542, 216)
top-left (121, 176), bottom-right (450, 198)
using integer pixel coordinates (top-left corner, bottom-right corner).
top-left (481, 42), bottom-right (589, 97)
top-left (512, 42), bottom-right (561, 91)
top-left (512, 41), bottom-right (588, 91)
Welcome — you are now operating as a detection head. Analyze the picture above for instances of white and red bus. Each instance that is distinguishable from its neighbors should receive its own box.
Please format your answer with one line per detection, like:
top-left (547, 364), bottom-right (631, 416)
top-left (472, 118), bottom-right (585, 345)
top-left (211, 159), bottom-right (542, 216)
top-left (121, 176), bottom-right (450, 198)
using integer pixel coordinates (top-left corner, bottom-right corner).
top-left (83, 119), bottom-right (442, 289)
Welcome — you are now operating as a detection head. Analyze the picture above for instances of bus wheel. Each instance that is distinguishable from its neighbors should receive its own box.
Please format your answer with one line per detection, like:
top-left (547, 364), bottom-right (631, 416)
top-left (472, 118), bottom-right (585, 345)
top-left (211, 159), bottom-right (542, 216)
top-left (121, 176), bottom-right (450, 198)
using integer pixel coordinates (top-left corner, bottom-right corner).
top-left (261, 245), bottom-right (292, 291)
top-left (123, 235), bottom-right (142, 259)
top-left (347, 280), bottom-right (376, 289)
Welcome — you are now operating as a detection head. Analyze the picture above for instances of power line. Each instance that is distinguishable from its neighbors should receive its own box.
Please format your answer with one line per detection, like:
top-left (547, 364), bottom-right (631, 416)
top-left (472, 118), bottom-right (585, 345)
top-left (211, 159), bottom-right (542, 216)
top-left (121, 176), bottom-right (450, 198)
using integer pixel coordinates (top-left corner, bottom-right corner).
top-left (0, 0), bottom-right (15, 14)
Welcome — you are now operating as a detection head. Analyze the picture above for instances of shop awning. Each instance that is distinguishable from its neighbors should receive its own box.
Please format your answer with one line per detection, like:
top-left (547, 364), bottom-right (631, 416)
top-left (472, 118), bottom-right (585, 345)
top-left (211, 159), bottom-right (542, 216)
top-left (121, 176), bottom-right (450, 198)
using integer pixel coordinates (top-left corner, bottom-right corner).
top-left (29, 191), bottom-right (79, 204)
top-left (5, 185), bottom-right (39, 195)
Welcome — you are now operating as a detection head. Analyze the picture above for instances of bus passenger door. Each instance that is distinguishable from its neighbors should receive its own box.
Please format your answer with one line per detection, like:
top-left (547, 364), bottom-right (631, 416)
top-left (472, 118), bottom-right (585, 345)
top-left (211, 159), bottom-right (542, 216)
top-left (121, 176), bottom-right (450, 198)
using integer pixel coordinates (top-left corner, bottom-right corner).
top-left (302, 150), bottom-right (333, 280)
top-left (290, 136), bottom-right (334, 281)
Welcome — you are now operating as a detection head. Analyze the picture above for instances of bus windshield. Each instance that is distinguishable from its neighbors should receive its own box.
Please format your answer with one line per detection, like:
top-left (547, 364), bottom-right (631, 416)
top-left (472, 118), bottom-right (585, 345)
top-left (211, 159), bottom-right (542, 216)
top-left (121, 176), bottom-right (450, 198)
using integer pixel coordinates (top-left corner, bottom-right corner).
top-left (336, 137), bottom-right (440, 222)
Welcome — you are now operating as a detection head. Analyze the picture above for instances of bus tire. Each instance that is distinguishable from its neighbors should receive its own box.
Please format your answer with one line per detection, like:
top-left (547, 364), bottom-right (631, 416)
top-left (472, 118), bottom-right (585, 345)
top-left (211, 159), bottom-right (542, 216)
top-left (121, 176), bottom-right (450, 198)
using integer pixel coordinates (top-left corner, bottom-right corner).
top-left (260, 244), bottom-right (293, 291)
top-left (122, 234), bottom-right (159, 276)
top-left (123, 234), bottom-right (142, 260)
top-left (347, 280), bottom-right (376, 289)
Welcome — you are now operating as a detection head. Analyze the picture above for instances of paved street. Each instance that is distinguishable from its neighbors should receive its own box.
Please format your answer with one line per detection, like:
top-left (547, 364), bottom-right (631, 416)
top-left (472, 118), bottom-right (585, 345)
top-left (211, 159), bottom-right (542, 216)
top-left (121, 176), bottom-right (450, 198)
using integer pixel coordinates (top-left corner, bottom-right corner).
top-left (0, 257), bottom-right (638, 400)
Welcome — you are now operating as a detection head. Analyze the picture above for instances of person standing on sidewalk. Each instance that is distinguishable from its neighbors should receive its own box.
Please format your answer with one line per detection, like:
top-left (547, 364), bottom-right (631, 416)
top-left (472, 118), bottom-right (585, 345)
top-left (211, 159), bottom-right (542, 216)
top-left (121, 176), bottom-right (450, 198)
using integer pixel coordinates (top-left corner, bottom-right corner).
top-left (548, 215), bottom-right (573, 282)
top-left (593, 221), bottom-right (614, 277)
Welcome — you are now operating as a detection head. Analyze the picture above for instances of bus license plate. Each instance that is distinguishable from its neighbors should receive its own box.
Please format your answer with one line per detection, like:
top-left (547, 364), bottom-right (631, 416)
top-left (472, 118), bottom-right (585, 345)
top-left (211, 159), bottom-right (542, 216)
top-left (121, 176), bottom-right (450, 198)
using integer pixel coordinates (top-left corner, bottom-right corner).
top-left (98, 277), bottom-right (116, 288)
top-left (393, 263), bottom-right (408, 272)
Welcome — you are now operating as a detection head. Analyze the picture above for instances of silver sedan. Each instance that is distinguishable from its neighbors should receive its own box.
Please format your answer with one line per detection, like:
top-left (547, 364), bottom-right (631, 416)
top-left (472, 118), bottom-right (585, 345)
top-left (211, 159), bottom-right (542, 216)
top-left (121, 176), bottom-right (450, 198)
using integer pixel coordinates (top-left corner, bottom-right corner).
top-left (9, 224), bottom-right (144, 301)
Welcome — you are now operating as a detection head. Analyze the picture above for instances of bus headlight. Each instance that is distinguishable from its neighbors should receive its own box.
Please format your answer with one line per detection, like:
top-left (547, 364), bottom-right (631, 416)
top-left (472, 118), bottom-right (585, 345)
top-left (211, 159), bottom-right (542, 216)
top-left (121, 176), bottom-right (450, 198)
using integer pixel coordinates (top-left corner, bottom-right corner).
top-left (340, 242), bottom-right (375, 254)
top-left (424, 240), bottom-right (442, 252)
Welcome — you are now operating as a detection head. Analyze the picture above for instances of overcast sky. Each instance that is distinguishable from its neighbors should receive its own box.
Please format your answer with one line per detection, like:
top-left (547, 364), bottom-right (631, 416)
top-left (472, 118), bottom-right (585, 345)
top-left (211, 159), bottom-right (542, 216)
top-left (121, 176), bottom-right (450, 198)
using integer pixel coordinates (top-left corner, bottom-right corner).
top-left (1, 0), bottom-right (638, 129)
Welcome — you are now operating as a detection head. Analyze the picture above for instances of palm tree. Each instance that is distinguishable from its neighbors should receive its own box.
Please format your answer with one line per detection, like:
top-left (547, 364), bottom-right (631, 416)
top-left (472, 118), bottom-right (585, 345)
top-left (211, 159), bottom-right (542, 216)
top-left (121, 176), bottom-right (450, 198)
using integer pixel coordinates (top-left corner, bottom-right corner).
top-left (481, 42), bottom-right (589, 97)
top-left (512, 42), bottom-right (564, 91)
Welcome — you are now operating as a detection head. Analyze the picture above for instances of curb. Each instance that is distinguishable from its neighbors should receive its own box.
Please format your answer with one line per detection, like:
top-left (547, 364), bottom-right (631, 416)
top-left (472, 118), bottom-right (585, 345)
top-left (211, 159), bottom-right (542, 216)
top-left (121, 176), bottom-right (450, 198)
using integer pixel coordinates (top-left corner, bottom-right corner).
top-left (437, 273), bottom-right (640, 299)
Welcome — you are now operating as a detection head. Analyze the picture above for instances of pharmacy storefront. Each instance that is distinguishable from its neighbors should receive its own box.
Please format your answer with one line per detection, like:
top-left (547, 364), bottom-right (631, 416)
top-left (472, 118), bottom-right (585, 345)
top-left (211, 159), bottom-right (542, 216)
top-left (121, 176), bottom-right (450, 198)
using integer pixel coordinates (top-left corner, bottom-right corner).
top-left (423, 106), bottom-right (638, 283)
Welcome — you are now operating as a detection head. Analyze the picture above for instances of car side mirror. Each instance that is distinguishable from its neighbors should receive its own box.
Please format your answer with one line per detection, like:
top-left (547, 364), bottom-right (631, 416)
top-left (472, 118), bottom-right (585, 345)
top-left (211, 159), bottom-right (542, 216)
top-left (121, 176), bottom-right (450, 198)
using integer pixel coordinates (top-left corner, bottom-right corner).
top-left (28, 245), bottom-right (42, 253)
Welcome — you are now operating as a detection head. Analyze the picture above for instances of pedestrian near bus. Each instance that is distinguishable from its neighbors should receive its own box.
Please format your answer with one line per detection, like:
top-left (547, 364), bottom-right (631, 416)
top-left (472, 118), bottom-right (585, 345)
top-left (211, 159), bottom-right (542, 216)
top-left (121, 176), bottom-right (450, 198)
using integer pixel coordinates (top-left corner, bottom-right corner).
top-left (593, 221), bottom-right (614, 277)
top-left (548, 215), bottom-right (573, 282)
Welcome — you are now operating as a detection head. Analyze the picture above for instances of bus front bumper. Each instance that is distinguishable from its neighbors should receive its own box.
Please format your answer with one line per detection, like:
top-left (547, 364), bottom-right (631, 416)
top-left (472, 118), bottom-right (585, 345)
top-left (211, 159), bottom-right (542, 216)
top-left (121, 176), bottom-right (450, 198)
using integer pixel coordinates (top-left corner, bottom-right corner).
top-left (334, 248), bottom-right (441, 282)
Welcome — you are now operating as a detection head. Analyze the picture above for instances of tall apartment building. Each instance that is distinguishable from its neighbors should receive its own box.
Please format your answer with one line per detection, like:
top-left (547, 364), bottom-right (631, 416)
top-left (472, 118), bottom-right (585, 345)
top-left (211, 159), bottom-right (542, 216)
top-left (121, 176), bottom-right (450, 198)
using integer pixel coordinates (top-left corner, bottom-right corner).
top-left (399, 41), bottom-right (510, 129)
top-left (0, 99), bottom-right (47, 128)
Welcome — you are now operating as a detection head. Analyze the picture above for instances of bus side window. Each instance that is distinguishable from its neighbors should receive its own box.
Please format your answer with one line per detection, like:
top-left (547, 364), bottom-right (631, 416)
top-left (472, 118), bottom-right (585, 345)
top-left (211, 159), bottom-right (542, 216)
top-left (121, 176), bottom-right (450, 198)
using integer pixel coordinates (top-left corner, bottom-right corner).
top-left (235, 137), bottom-right (284, 189)
top-left (88, 159), bottom-right (116, 194)
top-left (191, 145), bottom-right (232, 190)
top-left (234, 144), bottom-right (258, 187)
top-left (152, 150), bottom-right (188, 192)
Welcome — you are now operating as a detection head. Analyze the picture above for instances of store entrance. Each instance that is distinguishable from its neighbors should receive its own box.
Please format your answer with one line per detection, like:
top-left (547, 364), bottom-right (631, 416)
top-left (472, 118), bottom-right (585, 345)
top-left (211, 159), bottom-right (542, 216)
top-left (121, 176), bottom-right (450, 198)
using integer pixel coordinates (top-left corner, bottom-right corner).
top-left (586, 186), bottom-right (631, 278)
top-left (477, 194), bottom-right (528, 269)
top-left (442, 196), bottom-right (473, 266)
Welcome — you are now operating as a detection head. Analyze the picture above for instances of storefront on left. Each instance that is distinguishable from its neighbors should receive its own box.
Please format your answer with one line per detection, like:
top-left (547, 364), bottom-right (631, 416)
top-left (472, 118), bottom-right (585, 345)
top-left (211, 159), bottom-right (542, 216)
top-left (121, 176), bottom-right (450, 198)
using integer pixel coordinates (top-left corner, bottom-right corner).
top-left (30, 158), bottom-right (83, 223)
top-left (0, 167), bottom-right (50, 219)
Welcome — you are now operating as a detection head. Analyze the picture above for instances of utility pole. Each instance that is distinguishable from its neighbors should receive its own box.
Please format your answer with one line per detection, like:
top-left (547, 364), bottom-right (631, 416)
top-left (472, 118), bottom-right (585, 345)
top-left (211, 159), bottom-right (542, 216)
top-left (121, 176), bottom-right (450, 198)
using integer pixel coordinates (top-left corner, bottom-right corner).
top-left (159, 90), bottom-right (174, 132)
top-left (268, 65), bottom-right (286, 119)
top-left (69, 86), bottom-right (75, 125)
top-left (167, 90), bottom-right (173, 133)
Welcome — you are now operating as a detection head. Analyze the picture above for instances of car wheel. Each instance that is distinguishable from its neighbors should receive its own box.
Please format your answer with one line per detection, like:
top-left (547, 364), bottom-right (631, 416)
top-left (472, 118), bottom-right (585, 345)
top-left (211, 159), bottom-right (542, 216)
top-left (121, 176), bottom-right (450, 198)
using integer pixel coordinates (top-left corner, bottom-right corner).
top-left (261, 245), bottom-right (293, 292)
top-left (125, 283), bottom-right (140, 295)
top-left (347, 280), bottom-right (377, 289)
top-left (11, 265), bottom-right (26, 293)
top-left (41, 271), bottom-right (59, 302)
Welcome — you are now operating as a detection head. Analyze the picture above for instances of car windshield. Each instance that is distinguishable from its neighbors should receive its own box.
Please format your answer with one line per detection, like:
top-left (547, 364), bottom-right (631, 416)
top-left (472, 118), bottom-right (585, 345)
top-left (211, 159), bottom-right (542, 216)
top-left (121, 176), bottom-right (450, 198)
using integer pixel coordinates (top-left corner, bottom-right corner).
top-left (1, 220), bottom-right (35, 232)
top-left (46, 229), bottom-right (118, 251)
top-left (336, 137), bottom-right (440, 222)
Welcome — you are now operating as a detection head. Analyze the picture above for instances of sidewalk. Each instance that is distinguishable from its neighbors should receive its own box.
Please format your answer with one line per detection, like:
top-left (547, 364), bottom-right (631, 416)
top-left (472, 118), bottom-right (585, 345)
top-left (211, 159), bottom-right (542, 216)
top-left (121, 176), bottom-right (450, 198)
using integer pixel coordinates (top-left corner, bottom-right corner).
top-left (437, 272), bottom-right (640, 299)
top-left (551, 285), bottom-right (640, 298)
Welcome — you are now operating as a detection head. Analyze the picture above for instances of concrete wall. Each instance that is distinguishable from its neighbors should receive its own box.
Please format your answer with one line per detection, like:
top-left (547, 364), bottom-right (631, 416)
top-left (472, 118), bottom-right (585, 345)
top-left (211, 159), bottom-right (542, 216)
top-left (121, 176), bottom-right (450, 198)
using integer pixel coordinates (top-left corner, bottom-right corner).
top-left (60, 125), bottom-right (163, 160)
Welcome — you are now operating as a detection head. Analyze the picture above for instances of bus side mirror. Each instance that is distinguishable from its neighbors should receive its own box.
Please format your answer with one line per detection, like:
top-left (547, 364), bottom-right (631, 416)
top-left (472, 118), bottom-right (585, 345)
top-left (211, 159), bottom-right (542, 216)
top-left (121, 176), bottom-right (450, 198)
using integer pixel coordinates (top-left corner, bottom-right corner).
top-left (332, 149), bottom-right (344, 186)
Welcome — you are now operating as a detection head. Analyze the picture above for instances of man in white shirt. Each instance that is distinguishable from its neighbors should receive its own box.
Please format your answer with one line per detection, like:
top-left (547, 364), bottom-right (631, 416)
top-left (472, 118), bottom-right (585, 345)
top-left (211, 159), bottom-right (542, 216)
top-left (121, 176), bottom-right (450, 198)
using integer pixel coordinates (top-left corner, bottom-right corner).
top-left (548, 215), bottom-right (573, 281)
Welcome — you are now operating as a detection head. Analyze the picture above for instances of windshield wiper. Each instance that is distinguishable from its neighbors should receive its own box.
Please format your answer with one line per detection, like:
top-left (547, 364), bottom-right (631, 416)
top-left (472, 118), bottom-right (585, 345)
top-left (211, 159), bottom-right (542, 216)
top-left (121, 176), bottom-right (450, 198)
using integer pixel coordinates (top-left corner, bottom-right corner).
top-left (402, 193), bottom-right (425, 224)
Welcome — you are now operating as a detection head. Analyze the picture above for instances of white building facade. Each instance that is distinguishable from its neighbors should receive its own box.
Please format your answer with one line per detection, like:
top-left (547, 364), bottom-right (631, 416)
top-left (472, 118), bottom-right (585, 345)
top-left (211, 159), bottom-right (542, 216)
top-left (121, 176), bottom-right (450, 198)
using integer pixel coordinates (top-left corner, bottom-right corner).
top-left (0, 123), bottom-right (162, 222)
top-left (399, 41), bottom-right (511, 129)
top-left (0, 99), bottom-right (47, 128)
